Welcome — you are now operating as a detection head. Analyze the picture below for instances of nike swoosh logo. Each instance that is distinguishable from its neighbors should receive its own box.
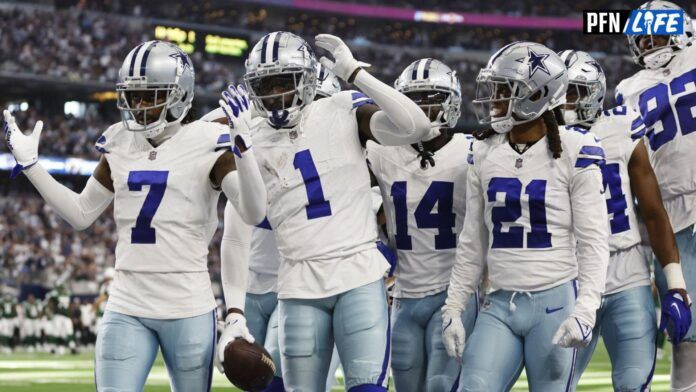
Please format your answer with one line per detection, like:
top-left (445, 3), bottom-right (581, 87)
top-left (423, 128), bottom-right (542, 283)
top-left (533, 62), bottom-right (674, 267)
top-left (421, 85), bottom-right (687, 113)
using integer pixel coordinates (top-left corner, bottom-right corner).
top-left (443, 319), bottom-right (452, 331)
top-left (671, 303), bottom-right (681, 318)
top-left (546, 306), bottom-right (564, 314)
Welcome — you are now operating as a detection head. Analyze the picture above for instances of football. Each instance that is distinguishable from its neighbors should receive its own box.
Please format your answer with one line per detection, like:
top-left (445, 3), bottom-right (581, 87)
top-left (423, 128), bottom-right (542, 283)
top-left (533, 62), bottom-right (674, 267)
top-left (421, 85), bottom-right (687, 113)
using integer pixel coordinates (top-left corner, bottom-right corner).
top-left (222, 339), bottom-right (276, 391)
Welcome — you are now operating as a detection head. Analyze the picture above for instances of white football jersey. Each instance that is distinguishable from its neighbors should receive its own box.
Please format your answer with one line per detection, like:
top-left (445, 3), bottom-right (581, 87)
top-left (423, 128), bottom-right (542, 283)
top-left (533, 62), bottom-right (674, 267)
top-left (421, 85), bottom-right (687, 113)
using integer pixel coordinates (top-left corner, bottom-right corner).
top-left (248, 220), bottom-right (280, 295)
top-left (96, 120), bottom-right (230, 318)
top-left (252, 91), bottom-right (389, 299)
top-left (464, 127), bottom-right (609, 293)
top-left (590, 108), bottom-right (651, 294)
top-left (615, 44), bottom-right (696, 232)
top-left (367, 134), bottom-right (471, 299)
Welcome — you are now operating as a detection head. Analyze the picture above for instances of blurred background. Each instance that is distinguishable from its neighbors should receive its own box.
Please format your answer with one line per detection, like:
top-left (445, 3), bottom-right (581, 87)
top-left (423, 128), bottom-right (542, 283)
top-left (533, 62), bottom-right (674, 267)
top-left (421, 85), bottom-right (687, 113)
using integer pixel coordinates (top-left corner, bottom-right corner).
top-left (0, 1), bottom-right (691, 388)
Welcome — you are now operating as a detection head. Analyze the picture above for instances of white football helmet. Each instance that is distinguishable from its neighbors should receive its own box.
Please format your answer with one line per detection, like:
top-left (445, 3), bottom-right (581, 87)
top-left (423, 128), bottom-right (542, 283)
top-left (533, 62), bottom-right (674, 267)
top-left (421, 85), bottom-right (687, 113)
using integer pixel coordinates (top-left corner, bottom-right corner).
top-left (627, 1), bottom-right (694, 69)
top-left (315, 63), bottom-right (341, 98)
top-left (243, 31), bottom-right (317, 128)
top-left (116, 40), bottom-right (195, 139)
top-left (473, 42), bottom-right (568, 134)
top-left (558, 50), bottom-right (606, 127)
top-left (394, 58), bottom-right (462, 129)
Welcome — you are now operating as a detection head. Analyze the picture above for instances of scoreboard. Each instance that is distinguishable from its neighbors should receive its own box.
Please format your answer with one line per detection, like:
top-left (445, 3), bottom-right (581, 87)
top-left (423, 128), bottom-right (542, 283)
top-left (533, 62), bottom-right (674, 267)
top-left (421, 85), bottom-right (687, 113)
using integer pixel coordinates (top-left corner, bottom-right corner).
top-left (153, 25), bottom-right (249, 58)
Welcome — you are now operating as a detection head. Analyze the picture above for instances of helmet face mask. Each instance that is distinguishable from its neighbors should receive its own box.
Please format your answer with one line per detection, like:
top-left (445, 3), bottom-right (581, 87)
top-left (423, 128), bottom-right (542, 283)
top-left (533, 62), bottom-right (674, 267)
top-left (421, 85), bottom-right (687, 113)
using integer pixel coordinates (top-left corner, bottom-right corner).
top-left (563, 81), bottom-right (603, 126)
top-left (244, 32), bottom-right (317, 128)
top-left (473, 74), bottom-right (540, 127)
top-left (117, 41), bottom-right (194, 139)
top-left (117, 85), bottom-right (179, 129)
top-left (246, 71), bottom-right (304, 112)
top-left (404, 90), bottom-right (451, 123)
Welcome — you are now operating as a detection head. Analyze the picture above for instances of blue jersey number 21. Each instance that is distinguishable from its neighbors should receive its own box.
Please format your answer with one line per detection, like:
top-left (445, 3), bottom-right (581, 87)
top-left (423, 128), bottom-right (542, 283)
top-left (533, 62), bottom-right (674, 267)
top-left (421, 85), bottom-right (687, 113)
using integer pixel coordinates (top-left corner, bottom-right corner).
top-left (487, 177), bottom-right (551, 249)
top-left (128, 170), bottom-right (169, 244)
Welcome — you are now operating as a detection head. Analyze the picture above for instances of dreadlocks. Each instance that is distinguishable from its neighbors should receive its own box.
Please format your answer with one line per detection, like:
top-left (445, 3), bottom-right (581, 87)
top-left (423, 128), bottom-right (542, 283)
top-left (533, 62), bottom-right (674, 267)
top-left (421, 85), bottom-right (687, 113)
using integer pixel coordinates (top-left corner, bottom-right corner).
top-left (543, 107), bottom-right (563, 159)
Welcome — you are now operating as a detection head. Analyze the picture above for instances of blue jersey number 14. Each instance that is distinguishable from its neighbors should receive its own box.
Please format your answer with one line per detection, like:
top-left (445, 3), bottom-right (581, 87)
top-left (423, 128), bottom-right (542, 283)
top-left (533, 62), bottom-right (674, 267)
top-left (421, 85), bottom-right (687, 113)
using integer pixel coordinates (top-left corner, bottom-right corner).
top-left (391, 181), bottom-right (456, 250)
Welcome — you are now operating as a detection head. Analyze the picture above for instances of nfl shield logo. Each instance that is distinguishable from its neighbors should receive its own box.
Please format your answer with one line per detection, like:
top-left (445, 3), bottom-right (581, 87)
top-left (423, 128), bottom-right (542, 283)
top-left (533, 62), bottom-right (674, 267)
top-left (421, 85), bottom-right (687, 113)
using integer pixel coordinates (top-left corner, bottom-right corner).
top-left (515, 158), bottom-right (523, 168)
top-left (148, 151), bottom-right (157, 161)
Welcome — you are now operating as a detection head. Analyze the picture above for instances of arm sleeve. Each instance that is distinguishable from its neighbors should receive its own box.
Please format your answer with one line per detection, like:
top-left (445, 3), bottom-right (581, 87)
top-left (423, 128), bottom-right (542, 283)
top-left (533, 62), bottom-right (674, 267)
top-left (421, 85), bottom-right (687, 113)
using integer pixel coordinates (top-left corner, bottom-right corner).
top-left (352, 70), bottom-right (431, 146)
top-left (221, 144), bottom-right (267, 226)
top-left (220, 201), bottom-right (252, 311)
top-left (23, 164), bottom-right (113, 230)
top-left (570, 166), bottom-right (610, 326)
top-left (443, 168), bottom-right (488, 314)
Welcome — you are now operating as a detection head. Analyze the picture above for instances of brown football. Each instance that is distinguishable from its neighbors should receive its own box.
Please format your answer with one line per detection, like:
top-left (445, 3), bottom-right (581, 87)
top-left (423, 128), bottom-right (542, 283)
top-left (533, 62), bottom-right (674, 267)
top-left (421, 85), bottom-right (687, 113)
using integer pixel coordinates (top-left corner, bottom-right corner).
top-left (222, 339), bottom-right (276, 391)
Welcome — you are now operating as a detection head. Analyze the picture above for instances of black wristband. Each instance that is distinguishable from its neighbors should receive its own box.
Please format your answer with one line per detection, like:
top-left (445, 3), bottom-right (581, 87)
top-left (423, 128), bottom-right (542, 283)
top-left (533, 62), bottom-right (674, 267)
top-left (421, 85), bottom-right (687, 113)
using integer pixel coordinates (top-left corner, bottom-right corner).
top-left (226, 308), bottom-right (244, 317)
top-left (347, 67), bottom-right (362, 84)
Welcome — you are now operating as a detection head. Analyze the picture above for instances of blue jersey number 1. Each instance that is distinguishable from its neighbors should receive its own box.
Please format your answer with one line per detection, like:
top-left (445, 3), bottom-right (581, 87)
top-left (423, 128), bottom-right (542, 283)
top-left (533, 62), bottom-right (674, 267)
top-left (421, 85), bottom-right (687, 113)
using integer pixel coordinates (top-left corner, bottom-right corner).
top-left (127, 170), bottom-right (169, 244)
top-left (293, 149), bottom-right (332, 220)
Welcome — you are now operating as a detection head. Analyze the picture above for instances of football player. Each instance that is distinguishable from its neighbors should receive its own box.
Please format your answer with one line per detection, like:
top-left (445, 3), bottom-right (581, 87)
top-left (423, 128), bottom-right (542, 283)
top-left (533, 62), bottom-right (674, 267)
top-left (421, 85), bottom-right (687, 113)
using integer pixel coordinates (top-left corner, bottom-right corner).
top-left (45, 284), bottom-right (74, 355)
top-left (20, 293), bottom-right (42, 352)
top-left (237, 31), bottom-right (431, 391)
top-left (560, 49), bottom-right (690, 390)
top-left (615, 1), bottom-right (695, 389)
top-left (212, 64), bottom-right (344, 392)
top-left (0, 291), bottom-right (18, 354)
top-left (366, 58), bottom-right (477, 392)
top-left (3, 40), bottom-right (266, 391)
top-left (442, 42), bottom-right (609, 391)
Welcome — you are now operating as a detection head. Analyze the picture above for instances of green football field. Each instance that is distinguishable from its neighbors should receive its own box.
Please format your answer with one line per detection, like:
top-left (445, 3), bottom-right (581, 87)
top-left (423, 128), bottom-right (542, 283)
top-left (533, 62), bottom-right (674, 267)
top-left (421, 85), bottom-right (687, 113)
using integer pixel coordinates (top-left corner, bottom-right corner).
top-left (0, 340), bottom-right (672, 391)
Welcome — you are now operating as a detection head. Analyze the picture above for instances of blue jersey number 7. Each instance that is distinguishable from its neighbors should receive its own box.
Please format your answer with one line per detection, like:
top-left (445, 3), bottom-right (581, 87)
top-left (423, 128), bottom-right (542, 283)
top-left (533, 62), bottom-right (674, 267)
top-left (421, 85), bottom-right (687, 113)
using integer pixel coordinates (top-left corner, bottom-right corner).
top-left (128, 170), bottom-right (169, 244)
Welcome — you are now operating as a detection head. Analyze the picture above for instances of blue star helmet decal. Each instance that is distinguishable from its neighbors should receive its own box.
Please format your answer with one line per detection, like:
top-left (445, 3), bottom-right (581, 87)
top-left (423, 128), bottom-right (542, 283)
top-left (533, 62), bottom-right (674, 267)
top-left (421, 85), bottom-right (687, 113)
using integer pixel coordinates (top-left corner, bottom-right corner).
top-left (516, 47), bottom-right (550, 77)
top-left (169, 50), bottom-right (191, 71)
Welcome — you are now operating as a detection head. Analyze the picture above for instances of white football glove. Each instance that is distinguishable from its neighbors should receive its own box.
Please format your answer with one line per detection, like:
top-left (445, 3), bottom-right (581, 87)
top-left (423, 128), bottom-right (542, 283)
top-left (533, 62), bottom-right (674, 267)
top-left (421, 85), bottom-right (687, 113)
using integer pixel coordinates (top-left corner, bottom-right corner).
top-left (314, 34), bottom-right (371, 82)
top-left (3, 110), bottom-right (43, 178)
top-left (442, 309), bottom-right (466, 360)
top-left (219, 84), bottom-right (254, 155)
top-left (552, 316), bottom-right (594, 348)
top-left (216, 313), bottom-right (255, 373)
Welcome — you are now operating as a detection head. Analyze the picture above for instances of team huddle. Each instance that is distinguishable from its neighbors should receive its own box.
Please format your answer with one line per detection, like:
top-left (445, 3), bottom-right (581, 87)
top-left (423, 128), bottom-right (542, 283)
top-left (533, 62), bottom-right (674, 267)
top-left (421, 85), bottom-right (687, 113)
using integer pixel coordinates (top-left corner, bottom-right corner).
top-left (3, 0), bottom-right (696, 391)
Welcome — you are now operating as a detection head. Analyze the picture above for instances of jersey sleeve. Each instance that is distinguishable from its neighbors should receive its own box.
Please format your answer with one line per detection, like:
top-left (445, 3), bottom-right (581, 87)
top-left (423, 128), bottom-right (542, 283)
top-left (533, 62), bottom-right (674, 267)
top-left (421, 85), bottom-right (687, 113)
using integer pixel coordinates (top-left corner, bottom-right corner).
top-left (572, 130), bottom-right (606, 171)
top-left (332, 90), bottom-right (376, 111)
top-left (205, 121), bottom-right (233, 153)
top-left (443, 166), bottom-right (488, 314)
top-left (365, 140), bottom-right (383, 178)
top-left (94, 123), bottom-right (123, 155)
top-left (629, 109), bottom-right (647, 141)
top-left (569, 164), bottom-right (610, 326)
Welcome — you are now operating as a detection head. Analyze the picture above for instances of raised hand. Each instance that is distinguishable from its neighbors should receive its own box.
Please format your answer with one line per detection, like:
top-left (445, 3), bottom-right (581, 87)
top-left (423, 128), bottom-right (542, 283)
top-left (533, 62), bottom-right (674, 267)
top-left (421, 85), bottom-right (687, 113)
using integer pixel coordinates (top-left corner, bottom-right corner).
top-left (3, 110), bottom-right (43, 178)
